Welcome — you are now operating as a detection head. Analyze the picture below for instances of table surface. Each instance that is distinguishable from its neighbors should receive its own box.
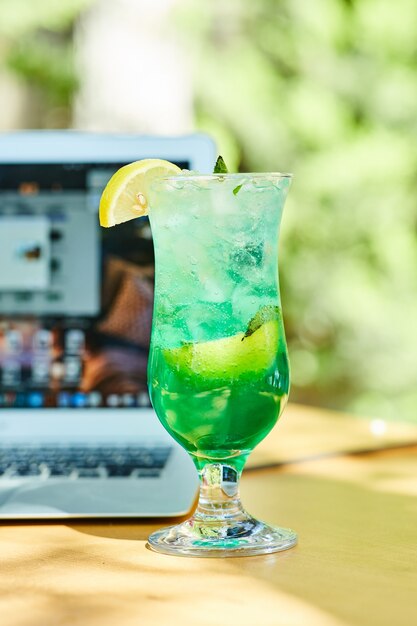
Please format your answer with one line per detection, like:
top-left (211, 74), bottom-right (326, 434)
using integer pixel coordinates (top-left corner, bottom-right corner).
top-left (1, 403), bottom-right (417, 626)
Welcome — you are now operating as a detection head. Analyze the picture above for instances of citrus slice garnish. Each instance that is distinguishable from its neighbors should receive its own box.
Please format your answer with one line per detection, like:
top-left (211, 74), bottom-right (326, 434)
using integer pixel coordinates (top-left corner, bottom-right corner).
top-left (164, 319), bottom-right (279, 381)
top-left (99, 158), bottom-right (181, 227)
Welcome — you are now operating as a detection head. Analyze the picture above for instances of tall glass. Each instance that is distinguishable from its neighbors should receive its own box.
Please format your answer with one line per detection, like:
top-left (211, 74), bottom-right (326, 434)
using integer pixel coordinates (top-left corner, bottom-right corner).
top-left (147, 173), bottom-right (296, 557)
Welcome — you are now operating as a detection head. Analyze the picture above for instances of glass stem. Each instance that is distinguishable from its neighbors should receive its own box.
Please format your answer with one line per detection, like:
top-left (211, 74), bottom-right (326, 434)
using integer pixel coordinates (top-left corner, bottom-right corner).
top-left (192, 461), bottom-right (251, 524)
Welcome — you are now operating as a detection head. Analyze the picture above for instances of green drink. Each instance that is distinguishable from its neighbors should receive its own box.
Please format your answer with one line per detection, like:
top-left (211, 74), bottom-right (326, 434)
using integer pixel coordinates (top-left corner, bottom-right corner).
top-left (149, 307), bottom-right (289, 469)
top-left (147, 173), bottom-right (297, 556)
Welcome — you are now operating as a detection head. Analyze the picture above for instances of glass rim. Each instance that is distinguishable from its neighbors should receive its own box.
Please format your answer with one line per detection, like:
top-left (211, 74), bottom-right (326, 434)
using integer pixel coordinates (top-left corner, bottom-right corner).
top-left (157, 172), bottom-right (293, 183)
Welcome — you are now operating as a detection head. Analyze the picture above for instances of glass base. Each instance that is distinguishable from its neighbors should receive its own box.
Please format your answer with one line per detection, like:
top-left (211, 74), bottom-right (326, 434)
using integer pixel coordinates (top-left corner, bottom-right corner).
top-left (148, 517), bottom-right (297, 558)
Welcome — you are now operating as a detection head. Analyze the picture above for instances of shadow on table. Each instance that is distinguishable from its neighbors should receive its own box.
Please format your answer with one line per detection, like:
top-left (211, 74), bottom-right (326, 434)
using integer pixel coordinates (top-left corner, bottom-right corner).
top-left (0, 514), bottom-right (188, 540)
top-left (1, 453), bottom-right (416, 626)
top-left (64, 456), bottom-right (417, 626)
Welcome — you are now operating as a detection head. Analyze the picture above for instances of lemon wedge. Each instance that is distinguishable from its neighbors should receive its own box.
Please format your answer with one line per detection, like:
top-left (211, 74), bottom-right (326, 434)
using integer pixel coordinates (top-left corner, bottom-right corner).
top-left (99, 158), bottom-right (181, 227)
top-left (163, 320), bottom-right (279, 382)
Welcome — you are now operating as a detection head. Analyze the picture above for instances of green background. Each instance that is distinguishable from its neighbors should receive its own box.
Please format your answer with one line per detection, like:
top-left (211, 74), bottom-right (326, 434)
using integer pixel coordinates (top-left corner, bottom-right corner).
top-left (1, 0), bottom-right (416, 421)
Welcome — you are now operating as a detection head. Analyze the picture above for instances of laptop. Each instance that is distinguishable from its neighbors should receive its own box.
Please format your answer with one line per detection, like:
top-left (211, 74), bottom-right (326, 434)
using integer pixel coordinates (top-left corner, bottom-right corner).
top-left (0, 131), bottom-right (215, 518)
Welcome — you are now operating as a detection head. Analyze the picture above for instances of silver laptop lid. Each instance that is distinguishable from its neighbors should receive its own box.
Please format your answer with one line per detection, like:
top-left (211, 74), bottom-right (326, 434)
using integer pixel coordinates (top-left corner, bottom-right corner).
top-left (0, 131), bottom-right (215, 412)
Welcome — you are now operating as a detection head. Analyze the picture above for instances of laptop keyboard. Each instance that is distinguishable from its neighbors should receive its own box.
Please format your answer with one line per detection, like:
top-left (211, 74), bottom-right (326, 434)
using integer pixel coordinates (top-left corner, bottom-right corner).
top-left (0, 445), bottom-right (172, 479)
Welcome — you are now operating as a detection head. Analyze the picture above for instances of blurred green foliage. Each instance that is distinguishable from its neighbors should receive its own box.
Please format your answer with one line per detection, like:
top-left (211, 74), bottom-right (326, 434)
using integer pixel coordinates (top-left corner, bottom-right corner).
top-left (0, 0), bottom-right (92, 124)
top-left (1, 0), bottom-right (416, 419)
top-left (176, 0), bottom-right (417, 421)
top-left (7, 35), bottom-right (77, 107)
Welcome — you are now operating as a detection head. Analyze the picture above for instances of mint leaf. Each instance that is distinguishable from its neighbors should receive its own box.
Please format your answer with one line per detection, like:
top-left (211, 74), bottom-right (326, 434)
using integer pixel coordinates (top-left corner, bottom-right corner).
top-left (243, 305), bottom-right (280, 339)
top-left (213, 155), bottom-right (229, 174)
top-left (233, 184), bottom-right (242, 195)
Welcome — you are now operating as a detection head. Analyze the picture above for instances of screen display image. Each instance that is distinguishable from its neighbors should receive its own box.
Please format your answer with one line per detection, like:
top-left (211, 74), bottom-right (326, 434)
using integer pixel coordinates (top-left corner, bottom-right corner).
top-left (0, 161), bottom-right (188, 410)
top-left (0, 216), bottom-right (50, 291)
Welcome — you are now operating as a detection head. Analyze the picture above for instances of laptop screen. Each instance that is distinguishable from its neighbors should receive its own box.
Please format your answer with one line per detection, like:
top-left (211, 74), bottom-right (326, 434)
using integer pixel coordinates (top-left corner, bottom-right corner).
top-left (0, 160), bottom-right (189, 410)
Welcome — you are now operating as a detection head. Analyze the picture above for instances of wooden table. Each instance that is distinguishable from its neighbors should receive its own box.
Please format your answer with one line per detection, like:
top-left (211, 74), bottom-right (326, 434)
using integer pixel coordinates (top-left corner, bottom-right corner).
top-left (1, 404), bottom-right (417, 626)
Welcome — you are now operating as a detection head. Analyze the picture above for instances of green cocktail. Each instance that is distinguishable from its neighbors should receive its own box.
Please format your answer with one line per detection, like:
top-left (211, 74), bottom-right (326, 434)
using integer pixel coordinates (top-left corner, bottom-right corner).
top-left (149, 308), bottom-right (289, 469)
top-left (148, 173), bottom-right (296, 556)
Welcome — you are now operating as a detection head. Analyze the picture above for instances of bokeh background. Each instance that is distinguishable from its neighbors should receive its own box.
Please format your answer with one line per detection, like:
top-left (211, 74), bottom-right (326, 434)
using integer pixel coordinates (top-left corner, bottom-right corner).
top-left (1, 0), bottom-right (416, 421)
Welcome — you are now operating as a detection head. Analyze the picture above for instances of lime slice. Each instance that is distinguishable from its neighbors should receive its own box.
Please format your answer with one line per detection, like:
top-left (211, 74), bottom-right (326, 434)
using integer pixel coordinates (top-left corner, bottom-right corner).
top-left (164, 320), bottom-right (279, 381)
top-left (99, 158), bottom-right (181, 227)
